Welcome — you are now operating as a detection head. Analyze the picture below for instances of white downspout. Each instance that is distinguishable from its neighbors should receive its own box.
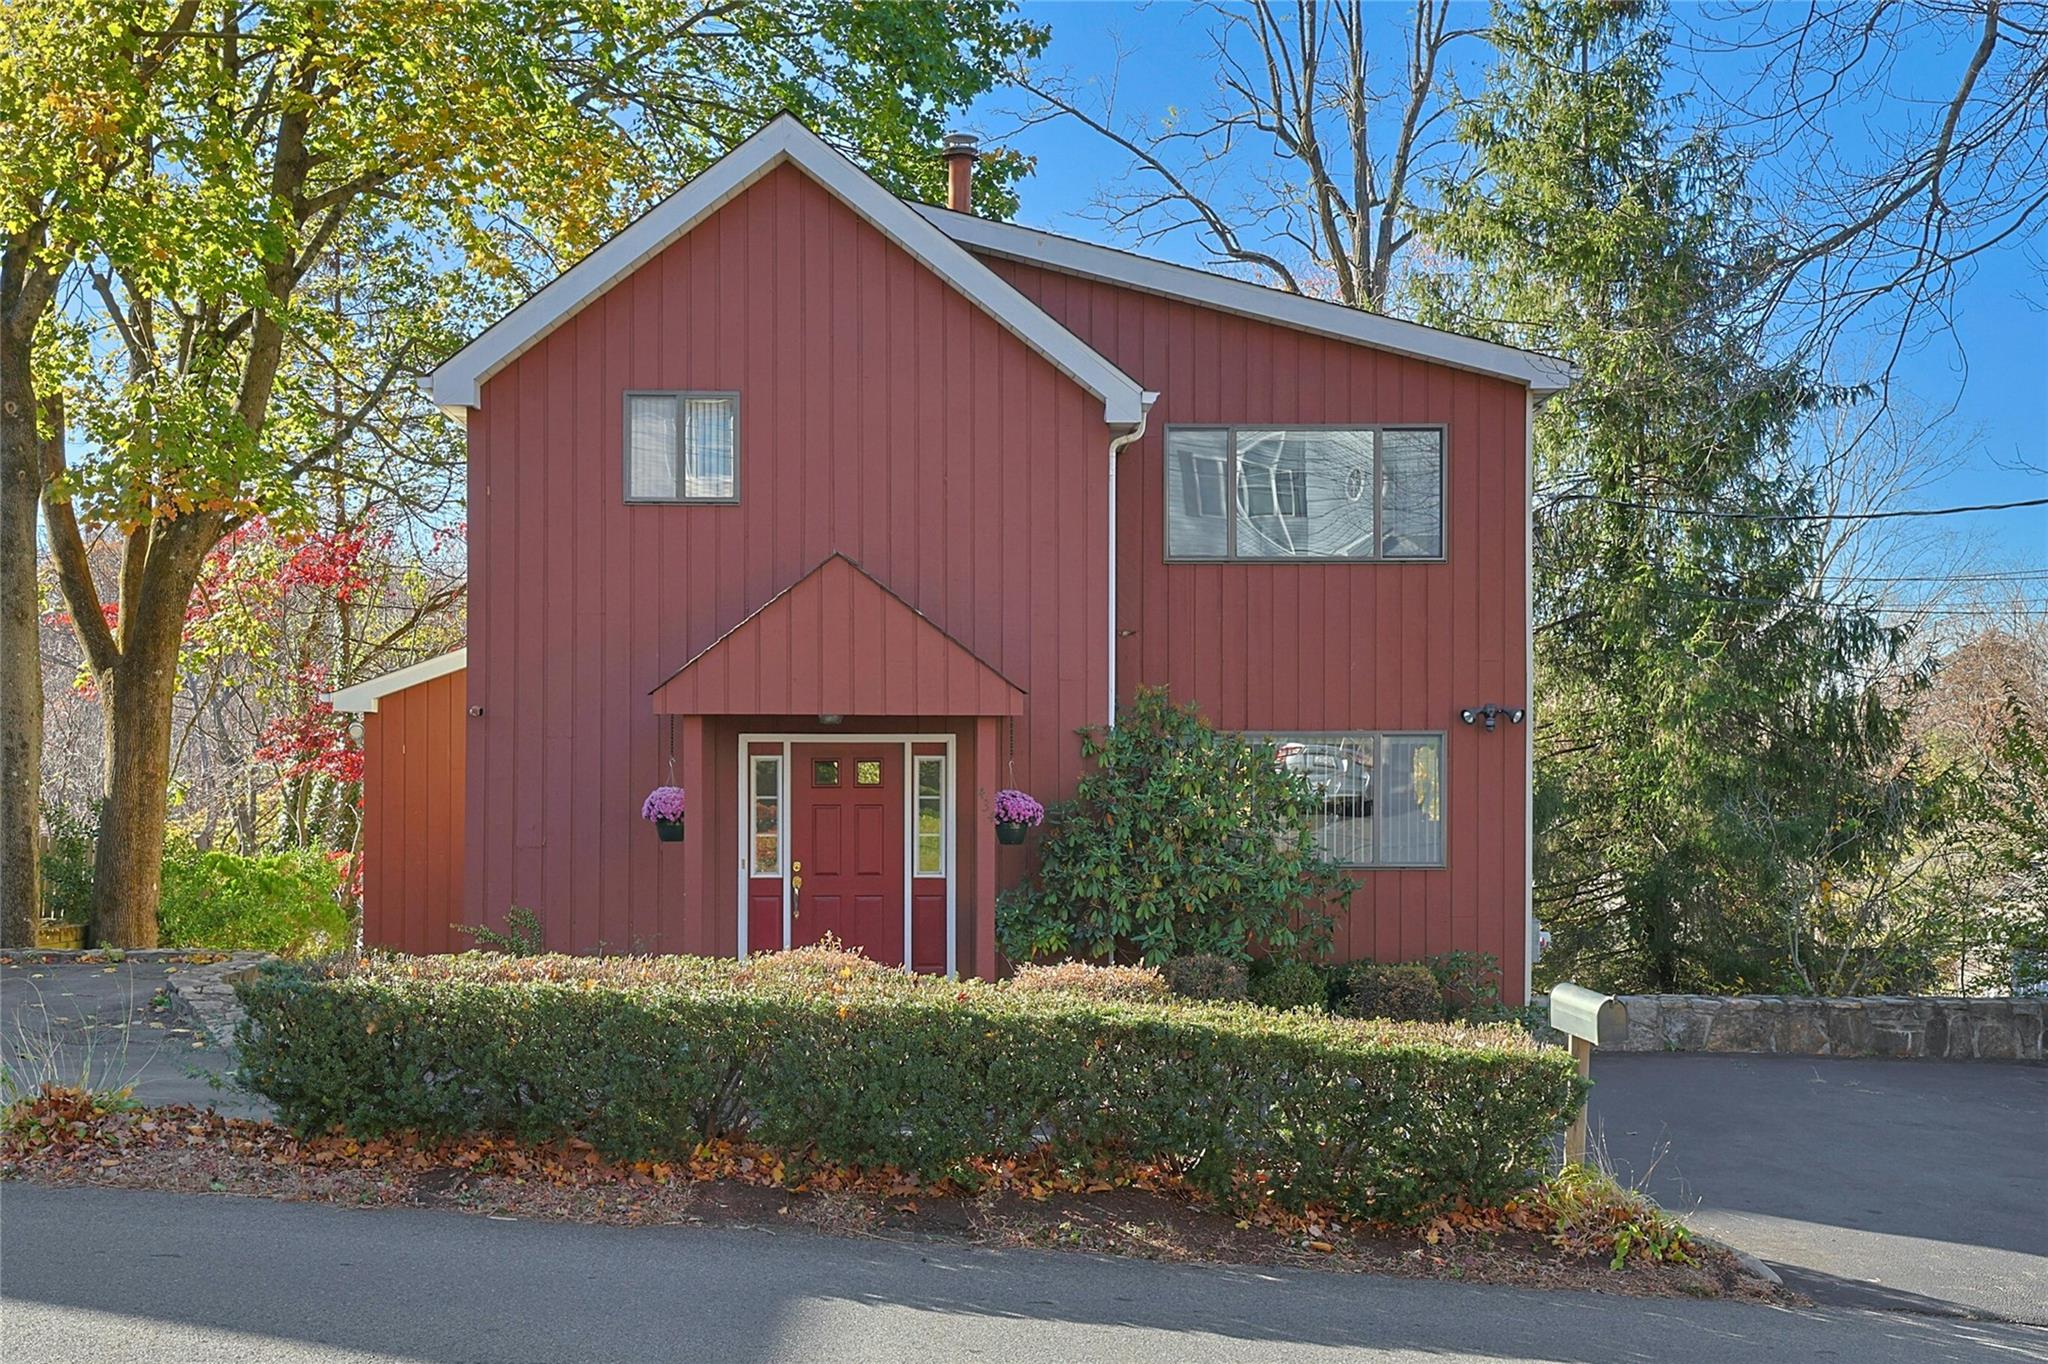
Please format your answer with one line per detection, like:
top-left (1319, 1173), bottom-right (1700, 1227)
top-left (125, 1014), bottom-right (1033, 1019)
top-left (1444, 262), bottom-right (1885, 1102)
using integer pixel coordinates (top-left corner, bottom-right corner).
top-left (1106, 393), bottom-right (1159, 728)
top-left (1524, 389), bottom-right (1538, 1007)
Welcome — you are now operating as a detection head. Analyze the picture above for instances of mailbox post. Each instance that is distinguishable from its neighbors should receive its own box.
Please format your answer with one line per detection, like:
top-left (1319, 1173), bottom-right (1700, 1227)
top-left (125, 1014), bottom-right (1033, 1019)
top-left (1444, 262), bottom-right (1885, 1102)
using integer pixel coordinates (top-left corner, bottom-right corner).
top-left (1548, 983), bottom-right (1627, 1166)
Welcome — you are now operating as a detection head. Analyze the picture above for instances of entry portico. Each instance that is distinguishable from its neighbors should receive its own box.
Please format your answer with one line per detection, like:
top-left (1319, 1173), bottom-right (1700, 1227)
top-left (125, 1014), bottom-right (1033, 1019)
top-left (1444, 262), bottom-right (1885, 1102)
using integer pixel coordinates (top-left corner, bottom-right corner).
top-left (650, 553), bottom-right (1025, 976)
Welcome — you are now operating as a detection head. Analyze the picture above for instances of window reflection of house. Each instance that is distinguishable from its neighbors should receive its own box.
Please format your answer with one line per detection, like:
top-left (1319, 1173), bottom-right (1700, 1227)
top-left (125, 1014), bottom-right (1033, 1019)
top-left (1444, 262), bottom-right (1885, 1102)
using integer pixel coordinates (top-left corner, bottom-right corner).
top-left (1237, 430), bottom-right (1372, 559)
top-left (1167, 427), bottom-right (1440, 562)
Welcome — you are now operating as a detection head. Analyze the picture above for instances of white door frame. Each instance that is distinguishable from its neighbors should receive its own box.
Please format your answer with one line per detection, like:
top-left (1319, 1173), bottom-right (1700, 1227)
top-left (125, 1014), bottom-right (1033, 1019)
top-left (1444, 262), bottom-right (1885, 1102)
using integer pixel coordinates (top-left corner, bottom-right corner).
top-left (735, 731), bottom-right (957, 977)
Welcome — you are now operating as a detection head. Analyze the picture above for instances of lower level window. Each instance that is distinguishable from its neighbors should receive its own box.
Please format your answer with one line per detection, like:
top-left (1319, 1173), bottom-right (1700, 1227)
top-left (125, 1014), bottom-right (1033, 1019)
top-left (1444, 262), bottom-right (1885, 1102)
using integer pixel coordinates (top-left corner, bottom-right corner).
top-left (1246, 731), bottom-right (1444, 867)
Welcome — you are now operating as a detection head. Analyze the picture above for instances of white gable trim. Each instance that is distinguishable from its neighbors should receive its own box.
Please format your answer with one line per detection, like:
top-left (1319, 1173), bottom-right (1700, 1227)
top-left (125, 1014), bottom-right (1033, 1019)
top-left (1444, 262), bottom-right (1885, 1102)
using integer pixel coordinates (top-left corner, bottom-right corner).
top-left (429, 117), bottom-right (1148, 427)
top-left (915, 205), bottom-right (1577, 396)
top-left (324, 649), bottom-right (467, 714)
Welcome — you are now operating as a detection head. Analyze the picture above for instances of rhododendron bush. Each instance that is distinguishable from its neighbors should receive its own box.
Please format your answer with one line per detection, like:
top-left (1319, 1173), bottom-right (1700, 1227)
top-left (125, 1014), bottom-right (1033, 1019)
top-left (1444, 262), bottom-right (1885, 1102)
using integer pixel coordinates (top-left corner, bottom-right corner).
top-left (997, 688), bottom-right (1353, 965)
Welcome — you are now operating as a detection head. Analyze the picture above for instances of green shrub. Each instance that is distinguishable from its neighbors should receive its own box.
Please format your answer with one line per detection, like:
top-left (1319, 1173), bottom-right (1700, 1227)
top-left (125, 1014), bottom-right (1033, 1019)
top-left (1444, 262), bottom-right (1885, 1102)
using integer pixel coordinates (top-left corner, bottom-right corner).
top-left (1343, 962), bottom-right (1443, 1022)
top-left (1008, 960), bottom-right (1171, 1003)
top-left (456, 906), bottom-right (546, 956)
top-left (158, 844), bottom-right (351, 956)
top-left (38, 802), bottom-right (97, 926)
top-left (1249, 959), bottom-right (1330, 1012)
top-left (1424, 950), bottom-right (1504, 1022)
top-left (1162, 953), bottom-right (1249, 1001)
top-left (235, 951), bottom-right (1583, 1223)
top-left (995, 688), bottom-right (1354, 965)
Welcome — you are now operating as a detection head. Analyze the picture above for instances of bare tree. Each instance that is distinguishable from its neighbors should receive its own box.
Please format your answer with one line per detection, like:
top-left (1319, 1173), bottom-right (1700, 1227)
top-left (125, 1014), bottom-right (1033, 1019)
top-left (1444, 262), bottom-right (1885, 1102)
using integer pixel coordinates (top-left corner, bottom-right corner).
top-left (1013, 0), bottom-right (1476, 309)
top-left (1682, 0), bottom-right (2048, 379)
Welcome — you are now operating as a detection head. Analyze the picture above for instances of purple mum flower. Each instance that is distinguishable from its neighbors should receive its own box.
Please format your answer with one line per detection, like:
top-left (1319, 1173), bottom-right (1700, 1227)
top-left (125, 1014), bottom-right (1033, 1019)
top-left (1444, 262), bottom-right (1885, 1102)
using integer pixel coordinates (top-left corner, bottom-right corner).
top-left (641, 785), bottom-right (686, 823)
top-left (993, 788), bottom-right (1045, 826)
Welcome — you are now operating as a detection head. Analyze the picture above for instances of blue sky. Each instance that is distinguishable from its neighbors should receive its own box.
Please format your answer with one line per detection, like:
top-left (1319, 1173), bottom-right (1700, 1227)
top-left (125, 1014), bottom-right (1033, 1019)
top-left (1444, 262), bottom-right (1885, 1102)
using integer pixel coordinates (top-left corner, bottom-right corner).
top-left (966, 1), bottom-right (2046, 580)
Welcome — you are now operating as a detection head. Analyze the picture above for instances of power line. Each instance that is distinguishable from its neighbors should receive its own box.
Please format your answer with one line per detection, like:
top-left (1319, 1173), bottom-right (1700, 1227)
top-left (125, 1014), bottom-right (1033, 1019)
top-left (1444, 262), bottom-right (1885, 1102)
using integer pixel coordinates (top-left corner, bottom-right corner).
top-left (1871, 606), bottom-right (2048, 617)
top-left (1543, 494), bottom-right (2048, 522)
top-left (1667, 592), bottom-right (2046, 615)
top-left (1822, 569), bottom-right (2048, 583)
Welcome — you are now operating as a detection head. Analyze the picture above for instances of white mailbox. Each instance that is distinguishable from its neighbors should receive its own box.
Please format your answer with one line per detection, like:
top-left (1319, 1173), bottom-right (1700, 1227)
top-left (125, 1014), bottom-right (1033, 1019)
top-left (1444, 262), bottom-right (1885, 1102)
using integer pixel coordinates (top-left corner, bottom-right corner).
top-left (1549, 982), bottom-right (1628, 1048)
top-left (1548, 983), bottom-right (1627, 1167)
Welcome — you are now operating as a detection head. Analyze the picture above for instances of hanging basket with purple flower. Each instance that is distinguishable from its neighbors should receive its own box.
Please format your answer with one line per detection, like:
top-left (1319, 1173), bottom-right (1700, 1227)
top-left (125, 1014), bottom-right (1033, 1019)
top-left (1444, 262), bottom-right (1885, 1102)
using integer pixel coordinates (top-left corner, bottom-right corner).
top-left (642, 785), bottom-right (686, 842)
top-left (993, 788), bottom-right (1044, 845)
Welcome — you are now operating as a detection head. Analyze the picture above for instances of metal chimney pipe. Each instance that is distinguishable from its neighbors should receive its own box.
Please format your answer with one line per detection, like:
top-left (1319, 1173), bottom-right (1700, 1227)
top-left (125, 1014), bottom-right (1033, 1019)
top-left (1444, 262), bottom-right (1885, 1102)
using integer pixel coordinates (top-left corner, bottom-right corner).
top-left (941, 132), bottom-right (980, 213)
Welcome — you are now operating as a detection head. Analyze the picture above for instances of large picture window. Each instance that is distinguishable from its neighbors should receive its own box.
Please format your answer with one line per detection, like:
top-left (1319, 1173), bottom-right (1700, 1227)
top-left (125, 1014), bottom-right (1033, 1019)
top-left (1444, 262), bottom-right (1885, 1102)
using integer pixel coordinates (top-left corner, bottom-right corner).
top-left (625, 392), bottom-right (738, 502)
top-left (1167, 426), bottom-right (1443, 560)
top-left (1246, 731), bottom-right (1445, 867)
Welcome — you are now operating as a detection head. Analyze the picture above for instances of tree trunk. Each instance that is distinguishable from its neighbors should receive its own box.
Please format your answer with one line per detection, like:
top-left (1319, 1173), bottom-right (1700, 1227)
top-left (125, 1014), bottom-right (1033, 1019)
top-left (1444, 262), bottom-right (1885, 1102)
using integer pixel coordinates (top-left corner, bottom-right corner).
top-left (58, 513), bottom-right (222, 949)
top-left (90, 646), bottom-right (183, 948)
top-left (0, 321), bottom-right (43, 944)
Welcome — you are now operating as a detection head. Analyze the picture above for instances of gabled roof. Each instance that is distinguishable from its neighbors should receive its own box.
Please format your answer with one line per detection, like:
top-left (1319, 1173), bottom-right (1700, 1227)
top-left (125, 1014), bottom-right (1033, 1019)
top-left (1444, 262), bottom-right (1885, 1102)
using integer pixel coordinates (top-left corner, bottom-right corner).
top-left (651, 554), bottom-right (1025, 717)
top-left (427, 116), bottom-right (1148, 426)
top-left (324, 649), bottom-right (467, 713)
top-left (915, 204), bottom-right (1577, 396)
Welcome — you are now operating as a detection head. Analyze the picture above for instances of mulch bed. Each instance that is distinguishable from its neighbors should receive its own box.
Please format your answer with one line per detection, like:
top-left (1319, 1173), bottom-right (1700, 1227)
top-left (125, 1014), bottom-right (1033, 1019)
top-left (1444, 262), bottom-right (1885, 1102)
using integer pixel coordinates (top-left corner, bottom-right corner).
top-left (0, 1086), bottom-right (1792, 1305)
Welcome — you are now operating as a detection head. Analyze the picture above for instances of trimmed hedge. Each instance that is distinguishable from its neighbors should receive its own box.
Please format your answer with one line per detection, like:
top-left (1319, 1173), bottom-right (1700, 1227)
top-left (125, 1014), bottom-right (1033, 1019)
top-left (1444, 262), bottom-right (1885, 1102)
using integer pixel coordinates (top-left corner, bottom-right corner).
top-left (235, 950), bottom-right (1583, 1222)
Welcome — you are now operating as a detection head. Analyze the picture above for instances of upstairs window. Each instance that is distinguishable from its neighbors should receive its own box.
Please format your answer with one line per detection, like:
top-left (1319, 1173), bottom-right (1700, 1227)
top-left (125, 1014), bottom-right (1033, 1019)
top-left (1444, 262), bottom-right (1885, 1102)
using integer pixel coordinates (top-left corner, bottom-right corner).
top-left (1166, 426), bottom-right (1443, 560)
top-left (626, 392), bottom-right (738, 502)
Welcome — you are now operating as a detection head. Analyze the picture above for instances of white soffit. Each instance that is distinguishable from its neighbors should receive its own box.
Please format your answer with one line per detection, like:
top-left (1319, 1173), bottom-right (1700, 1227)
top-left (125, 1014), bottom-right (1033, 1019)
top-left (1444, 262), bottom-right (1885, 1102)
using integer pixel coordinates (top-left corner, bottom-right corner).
top-left (427, 117), bottom-right (1147, 426)
top-left (323, 649), bottom-right (467, 714)
top-left (915, 205), bottom-right (1577, 395)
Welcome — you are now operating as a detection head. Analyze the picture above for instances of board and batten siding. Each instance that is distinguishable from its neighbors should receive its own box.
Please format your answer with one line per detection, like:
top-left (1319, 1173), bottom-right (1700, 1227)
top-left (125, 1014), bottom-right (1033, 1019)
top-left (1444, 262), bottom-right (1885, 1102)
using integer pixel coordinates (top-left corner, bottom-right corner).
top-left (981, 256), bottom-right (1532, 993)
top-left (359, 667), bottom-right (467, 954)
top-left (462, 164), bottom-right (1113, 955)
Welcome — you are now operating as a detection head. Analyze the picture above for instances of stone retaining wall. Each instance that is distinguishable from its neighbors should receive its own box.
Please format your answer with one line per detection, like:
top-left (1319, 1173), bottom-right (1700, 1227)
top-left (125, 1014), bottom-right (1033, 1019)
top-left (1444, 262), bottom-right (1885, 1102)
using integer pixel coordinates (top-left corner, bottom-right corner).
top-left (164, 953), bottom-right (274, 1048)
top-left (1604, 994), bottom-right (2044, 1060)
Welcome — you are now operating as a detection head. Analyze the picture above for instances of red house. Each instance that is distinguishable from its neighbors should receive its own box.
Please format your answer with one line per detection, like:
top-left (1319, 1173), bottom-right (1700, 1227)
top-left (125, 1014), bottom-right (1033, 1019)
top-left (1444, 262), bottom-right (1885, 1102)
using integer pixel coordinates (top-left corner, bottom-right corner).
top-left (327, 116), bottom-right (1571, 1001)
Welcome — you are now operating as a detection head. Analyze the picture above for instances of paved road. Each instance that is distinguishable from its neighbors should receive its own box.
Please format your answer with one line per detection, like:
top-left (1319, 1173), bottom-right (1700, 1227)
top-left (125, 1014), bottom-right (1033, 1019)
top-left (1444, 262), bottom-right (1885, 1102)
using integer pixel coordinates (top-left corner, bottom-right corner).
top-left (0, 958), bottom-right (266, 1116)
top-left (1587, 1052), bottom-right (2047, 1325)
top-left (3, 1184), bottom-right (2041, 1364)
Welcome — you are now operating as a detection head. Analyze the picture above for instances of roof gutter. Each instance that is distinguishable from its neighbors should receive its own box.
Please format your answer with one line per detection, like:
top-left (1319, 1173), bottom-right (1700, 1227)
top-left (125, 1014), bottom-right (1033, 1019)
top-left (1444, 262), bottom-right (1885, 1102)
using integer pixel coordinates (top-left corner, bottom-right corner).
top-left (322, 648), bottom-right (469, 714)
top-left (1106, 392), bottom-right (1160, 728)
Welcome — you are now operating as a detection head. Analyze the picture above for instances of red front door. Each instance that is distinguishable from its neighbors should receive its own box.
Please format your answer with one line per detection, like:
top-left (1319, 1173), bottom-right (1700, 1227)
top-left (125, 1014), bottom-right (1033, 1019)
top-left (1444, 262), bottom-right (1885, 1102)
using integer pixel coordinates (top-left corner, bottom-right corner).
top-left (790, 744), bottom-right (904, 966)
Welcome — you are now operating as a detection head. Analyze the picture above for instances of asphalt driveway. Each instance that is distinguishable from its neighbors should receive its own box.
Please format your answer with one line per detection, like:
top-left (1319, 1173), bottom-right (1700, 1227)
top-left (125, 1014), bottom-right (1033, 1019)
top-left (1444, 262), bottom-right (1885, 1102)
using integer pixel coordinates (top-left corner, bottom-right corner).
top-left (1586, 1052), bottom-right (2047, 1325)
top-left (0, 957), bottom-right (266, 1117)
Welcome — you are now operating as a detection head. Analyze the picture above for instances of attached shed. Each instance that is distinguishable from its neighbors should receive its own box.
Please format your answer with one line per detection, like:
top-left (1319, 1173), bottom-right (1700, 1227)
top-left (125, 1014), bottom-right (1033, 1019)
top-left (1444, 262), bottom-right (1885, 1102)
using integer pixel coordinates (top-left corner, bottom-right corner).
top-left (326, 651), bottom-right (467, 952)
